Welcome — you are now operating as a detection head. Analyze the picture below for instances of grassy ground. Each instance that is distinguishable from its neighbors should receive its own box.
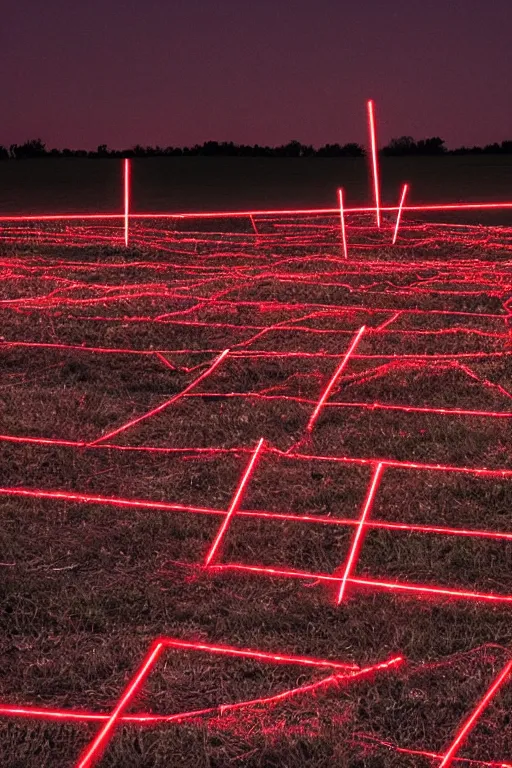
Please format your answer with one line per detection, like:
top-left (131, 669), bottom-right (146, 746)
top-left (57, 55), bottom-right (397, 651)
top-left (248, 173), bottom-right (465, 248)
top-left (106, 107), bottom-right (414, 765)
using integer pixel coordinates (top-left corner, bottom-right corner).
top-left (0, 213), bottom-right (511, 766)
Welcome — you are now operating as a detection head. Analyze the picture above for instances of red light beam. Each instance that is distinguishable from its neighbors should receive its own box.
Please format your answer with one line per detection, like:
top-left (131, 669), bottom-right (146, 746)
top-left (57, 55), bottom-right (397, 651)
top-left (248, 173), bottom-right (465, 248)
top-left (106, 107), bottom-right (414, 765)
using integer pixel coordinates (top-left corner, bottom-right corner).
top-left (336, 462), bottom-right (384, 604)
top-left (124, 158), bottom-right (130, 247)
top-left (338, 188), bottom-right (348, 259)
top-left (367, 99), bottom-right (381, 228)
top-left (75, 640), bottom-right (164, 768)
top-left (306, 325), bottom-right (366, 432)
top-left (204, 437), bottom-right (265, 566)
top-left (438, 659), bottom-right (512, 768)
top-left (87, 348), bottom-right (229, 447)
top-left (392, 183), bottom-right (408, 245)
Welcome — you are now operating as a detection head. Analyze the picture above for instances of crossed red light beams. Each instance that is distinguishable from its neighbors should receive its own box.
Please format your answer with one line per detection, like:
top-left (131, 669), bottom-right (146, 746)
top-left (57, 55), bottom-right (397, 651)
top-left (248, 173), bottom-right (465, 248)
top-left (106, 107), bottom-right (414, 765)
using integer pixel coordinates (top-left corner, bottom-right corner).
top-left (71, 635), bottom-right (403, 768)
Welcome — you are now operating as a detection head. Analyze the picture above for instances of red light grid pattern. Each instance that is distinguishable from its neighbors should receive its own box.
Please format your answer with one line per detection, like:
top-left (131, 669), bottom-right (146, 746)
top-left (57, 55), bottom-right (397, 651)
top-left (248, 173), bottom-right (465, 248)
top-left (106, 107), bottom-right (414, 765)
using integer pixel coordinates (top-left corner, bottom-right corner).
top-left (0, 208), bottom-right (511, 766)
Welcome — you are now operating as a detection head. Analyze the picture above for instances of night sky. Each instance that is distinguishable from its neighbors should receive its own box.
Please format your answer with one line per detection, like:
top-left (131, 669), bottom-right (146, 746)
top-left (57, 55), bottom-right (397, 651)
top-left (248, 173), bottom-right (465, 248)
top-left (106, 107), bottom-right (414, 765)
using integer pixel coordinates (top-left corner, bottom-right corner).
top-left (2, 0), bottom-right (511, 150)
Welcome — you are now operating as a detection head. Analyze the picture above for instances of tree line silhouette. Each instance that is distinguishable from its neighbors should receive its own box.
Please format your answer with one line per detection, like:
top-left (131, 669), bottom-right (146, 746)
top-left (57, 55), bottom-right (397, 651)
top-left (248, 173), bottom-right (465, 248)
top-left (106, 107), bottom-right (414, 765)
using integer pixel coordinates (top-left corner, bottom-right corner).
top-left (1, 136), bottom-right (512, 160)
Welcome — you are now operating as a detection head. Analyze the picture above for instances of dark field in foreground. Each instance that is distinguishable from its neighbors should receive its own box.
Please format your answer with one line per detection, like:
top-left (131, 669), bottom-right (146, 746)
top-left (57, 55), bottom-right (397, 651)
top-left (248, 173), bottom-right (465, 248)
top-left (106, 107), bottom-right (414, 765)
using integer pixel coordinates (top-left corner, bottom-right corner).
top-left (0, 213), bottom-right (511, 767)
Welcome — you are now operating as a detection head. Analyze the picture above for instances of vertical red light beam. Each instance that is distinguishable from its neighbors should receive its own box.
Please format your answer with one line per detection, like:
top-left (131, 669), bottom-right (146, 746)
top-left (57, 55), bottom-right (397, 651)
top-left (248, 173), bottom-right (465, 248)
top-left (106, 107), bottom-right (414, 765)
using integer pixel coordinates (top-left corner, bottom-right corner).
top-left (338, 188), bottom-right (348, 259)
top-left (307, 325), bottom-right (366, 433)
top-left (336, 462), bottom-right (384, 604)
top-left (124, 158), bottom-right (130, 247)
top-left (438, 659), bottom-right (512, 768)
top-left (392, 183), bottom-right (408, 245)
top-left (367, 99), bottom-right (381, 228)
top-left (75, 640), bottom-right (164, 768)
top-left (204, 438), bottom-right (265, 566)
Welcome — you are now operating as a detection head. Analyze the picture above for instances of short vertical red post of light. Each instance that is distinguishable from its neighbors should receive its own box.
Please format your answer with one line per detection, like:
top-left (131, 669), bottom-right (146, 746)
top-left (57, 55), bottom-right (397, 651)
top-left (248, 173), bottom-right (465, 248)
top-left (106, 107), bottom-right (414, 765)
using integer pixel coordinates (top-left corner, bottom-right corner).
top-left (392, 183), bottom-right (408, 245)
top-left (124, 158), bottom-right (130, 247)
top-left (367, 99), bottom-right (381, 228)
top-left (338, 188), bottom-right (348, 259)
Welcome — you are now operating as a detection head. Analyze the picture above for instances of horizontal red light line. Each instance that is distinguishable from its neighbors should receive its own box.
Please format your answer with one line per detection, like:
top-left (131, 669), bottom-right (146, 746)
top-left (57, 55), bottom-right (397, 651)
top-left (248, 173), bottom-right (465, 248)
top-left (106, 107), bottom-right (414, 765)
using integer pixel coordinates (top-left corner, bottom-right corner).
top-left (2, 484), bottom-right (512, 544)
top-left (0, 656), bottom-right (402, 726)
top-left (2, 200), bottom-right (512, 222)
top-left (211, 564), bottom-right (512, 604)
top-left (0, 434), bottom-right (510, 477)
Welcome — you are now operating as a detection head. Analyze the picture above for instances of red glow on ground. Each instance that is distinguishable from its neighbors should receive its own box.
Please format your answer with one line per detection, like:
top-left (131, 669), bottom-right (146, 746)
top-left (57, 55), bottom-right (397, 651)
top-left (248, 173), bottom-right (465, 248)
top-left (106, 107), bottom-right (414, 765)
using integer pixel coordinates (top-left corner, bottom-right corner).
top-left (204, 438), bottom-right (265, 566)
top-left (306, 325), bottom-right (366, 432)
top-left (336, 462), bottom-right (384, 604)
top-left (392, 183), bottom-right (408, 244)
top-left (367, 99), bottom-right (381, 228)
top-left (438, 659), bottom-right (512, 767)
top-left (75, 640), bottom-right (164, 768)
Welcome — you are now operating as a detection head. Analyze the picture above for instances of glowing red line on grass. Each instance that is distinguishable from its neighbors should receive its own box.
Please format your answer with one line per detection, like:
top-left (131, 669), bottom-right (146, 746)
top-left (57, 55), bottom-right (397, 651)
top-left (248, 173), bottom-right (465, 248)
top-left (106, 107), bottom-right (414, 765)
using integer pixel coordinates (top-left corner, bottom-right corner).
top-left (307, 325), bottom-right (366, 432)
top-left (338, 188), bottom-right (348, 259)
top-left (0, 656), bottom-right (402, 727)
top-left (336, 463), bottom-right (384, 604)
top-left (87, 348), bottom-right (229, 447)
top-left (367, 100), bottom-right (381, 227)
top-left (204, 437), bottom-right (265, 566)
top-left (3, 485), bottom-right (512, 545)
top-left (438, 659), bottom-right (512, 768)
top-left (123, 158), bottom-right (130, 247)
top-left (75, 640), bottom-right (164, 768)
top-left (392, 184), bottom-right (408, 244)
top-left (211, 564), bottom-right (512, 604)
top-left (2, 200), bottom-right (512, 223)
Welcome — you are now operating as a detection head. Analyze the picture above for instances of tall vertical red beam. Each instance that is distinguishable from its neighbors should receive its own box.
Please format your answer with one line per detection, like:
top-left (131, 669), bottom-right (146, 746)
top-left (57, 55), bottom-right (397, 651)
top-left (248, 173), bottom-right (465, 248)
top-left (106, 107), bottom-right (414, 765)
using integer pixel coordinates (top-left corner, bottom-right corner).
top-left (367, 99), bottom-right (381, 228)
top-left (124, 158), bottom-right (130, 247)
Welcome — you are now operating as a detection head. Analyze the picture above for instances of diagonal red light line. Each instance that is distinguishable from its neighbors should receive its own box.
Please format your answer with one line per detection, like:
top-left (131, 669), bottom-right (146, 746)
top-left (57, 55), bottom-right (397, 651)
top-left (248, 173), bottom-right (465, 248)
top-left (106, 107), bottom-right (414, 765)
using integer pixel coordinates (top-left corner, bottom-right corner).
top-left (392, 184), bottom-right (408, 244)
top-left (338, 188), bottom-right (348, 259)
top-left (438, 659), bottom-right (512, 768)
top-left (306, 325), bottom-right (366, 432)
top-left (336, 463), bottom-right (384, 603)
top-left (204, 437), bottom-right (265, 566)
top-left (75, 640), bottom-right (164, 768)
top-left (367, 99), bottom-right (381, 228)
top-left (211, 564), bottom-right (512, 605)
top-left (87, 348), bottom-right (229, 447)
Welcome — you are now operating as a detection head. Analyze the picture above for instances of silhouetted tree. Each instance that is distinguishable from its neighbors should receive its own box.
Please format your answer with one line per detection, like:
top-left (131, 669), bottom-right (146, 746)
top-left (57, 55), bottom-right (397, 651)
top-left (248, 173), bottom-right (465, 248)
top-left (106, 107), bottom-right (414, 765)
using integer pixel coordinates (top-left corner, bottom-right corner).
top-left (382, 136), bottom-right (418, 156)
top-left (10, 138), bottom-right (47, 159)
top-left (0, 145), bottom-right (9, 160)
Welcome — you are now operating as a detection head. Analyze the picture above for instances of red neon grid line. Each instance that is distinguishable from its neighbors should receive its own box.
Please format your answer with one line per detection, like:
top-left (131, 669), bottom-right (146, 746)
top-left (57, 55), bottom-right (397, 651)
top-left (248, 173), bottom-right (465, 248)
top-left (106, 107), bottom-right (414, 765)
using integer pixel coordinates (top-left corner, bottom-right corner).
top-left (210, 564), bottom-right (512, 605)
top-left (2, 483), bottom-right (512, 546)
top-left (75, 639), bottom-right (164, 768)
top-left (306, 325), bottom-right (366, 432)
top-left (204, 437), bottom-right (265, 566)
top-left (336, 462), bottom-right (384, 603)
top-left (87, 348), bottom-right (230, 447)
top-left (438, 659), bottom-right (512, 768)
top-left (392, 183), bottom-right (409, 244)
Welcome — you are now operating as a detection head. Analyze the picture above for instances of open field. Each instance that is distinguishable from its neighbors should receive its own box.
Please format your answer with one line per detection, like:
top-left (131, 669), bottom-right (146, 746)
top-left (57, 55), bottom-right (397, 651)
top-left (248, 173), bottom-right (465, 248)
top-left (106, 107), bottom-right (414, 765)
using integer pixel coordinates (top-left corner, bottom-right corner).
top-left (1, 156), bottom-right (512, 217)
top-left (0, 208), bottom-right (511, 766)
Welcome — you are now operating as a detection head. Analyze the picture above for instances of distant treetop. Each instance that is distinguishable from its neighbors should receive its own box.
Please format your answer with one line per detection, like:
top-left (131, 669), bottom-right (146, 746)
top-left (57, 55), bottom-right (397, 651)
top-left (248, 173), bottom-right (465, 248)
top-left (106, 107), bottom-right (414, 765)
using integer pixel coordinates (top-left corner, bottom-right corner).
top-left (1, 137), bottom-right (511, 160)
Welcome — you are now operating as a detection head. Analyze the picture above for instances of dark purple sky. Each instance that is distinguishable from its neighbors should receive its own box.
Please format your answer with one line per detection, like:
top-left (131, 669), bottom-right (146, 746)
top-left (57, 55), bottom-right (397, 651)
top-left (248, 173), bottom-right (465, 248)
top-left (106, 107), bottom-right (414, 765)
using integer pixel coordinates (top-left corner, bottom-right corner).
top-left (2, 0), bottom-right (511, 150)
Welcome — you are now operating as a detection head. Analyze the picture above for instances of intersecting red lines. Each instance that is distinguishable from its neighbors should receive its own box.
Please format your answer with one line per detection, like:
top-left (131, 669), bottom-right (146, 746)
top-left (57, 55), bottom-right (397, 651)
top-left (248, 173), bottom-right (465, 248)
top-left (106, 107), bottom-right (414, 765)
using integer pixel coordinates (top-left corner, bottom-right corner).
top-left (69, 636), bottom-right (403, 767)
top-left (1, 210), bottom-right (512, 766)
